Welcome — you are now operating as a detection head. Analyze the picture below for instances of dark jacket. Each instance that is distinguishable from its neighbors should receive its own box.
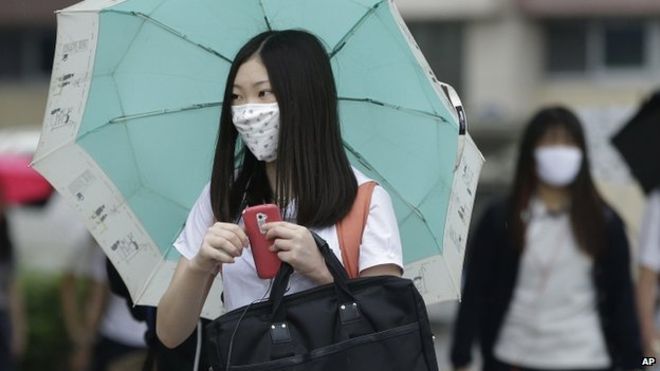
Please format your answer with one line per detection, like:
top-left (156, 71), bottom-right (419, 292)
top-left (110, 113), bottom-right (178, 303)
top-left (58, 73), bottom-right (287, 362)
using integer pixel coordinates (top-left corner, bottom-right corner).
top-left (450, 199), bottom-right (642, 370)
top-left (106, 259), bottom-right (211, 371)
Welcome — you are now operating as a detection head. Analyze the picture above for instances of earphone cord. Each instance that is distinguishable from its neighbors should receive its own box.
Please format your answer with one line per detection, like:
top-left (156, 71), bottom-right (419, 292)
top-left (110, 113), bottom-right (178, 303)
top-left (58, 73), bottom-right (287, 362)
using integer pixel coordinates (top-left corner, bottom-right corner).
top-left (225, 278), bottom-right (275, 371)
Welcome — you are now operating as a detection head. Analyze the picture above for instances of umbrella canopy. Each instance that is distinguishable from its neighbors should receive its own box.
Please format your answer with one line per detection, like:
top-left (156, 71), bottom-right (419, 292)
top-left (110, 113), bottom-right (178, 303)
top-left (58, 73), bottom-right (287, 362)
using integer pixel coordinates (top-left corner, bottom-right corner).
top-left (0, 154), bottom-right (53, 205)
top-left (33, 0), bottom-right (483, 318)
top-left (612, 91), bottom-right (660, 194)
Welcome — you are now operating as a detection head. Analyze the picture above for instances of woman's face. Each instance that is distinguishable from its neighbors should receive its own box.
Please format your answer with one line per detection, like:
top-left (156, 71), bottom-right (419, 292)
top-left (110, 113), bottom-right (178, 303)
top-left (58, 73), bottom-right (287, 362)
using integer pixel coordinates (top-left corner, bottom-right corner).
top-left (231, 56), bottom-right (277, 106)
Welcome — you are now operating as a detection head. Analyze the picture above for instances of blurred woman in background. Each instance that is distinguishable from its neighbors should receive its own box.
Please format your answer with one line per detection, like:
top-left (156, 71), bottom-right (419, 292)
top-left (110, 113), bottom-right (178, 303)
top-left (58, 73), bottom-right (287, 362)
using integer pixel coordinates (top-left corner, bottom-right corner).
top-left (450, 106), bottom-right (641, 371)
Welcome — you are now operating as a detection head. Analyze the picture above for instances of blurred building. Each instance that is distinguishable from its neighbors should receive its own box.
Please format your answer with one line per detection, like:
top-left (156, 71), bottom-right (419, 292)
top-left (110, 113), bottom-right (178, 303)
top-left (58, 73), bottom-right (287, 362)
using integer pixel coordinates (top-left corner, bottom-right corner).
top-left (399, 0), bottom-right (660, 237)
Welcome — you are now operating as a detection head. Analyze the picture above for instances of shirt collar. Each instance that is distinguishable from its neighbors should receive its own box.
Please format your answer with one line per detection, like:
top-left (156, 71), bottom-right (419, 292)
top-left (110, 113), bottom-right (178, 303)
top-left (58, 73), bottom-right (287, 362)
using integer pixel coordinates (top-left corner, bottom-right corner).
top-left (529, 195), bottom-right (569, 219)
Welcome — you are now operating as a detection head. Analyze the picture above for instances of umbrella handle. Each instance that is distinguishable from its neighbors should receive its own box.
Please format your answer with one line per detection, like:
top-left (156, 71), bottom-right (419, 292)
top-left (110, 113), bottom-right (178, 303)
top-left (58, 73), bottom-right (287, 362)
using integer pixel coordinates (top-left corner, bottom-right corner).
top-left (440, 83), bottom-right (467, 136)
top-left (440, 83), bottom-right (468, 171)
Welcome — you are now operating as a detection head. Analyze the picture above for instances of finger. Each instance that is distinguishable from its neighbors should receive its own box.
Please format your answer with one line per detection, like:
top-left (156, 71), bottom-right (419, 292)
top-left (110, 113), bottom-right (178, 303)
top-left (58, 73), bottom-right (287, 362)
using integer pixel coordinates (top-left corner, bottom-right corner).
top-left (265, 225), bottom-right (298, 240)
top-left (263, 221), bottom-right (299, 231)
top-left (209, 224), bottom-right (247, 250)
top-left (206, 247), bottom-right (235, 264)
top-left (270, 238), bottom-right (295, 252)
top-left (276, 250), bottom-right (294, 264)
top-left (214, 228), bottom-right (245, 253)
top-left (228, 224), bottom-right (249, 246)
top-left (213, 222), bottom-right (249, 246)
top-left (205, 234), bottom-right (242, 257)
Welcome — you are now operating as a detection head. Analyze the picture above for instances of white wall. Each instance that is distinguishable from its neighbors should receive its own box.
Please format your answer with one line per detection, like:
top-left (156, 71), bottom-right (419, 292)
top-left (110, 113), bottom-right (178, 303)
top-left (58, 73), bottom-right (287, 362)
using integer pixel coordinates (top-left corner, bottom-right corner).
top-left (463, 0), bottom-right (543, 128)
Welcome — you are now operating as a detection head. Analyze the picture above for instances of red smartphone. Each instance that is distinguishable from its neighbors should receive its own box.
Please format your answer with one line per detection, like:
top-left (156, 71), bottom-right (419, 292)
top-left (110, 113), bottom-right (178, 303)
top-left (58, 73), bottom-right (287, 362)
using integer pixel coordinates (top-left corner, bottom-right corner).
top-left (242, 204), bottom-right (282, 279)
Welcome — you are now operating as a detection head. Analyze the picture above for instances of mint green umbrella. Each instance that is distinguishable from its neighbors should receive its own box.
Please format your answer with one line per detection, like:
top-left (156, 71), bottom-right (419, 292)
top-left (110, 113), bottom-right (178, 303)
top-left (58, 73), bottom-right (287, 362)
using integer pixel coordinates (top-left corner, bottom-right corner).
top-left (33, 0), bottom-right (483, 318)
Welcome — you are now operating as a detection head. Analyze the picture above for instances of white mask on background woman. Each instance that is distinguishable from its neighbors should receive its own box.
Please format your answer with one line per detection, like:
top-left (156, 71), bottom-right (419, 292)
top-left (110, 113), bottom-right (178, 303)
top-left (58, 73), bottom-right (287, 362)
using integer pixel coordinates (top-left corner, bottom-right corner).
top-left (534, 145), bottom-right (583, 187)
top-left (232, 103), bottom-right (280, 162)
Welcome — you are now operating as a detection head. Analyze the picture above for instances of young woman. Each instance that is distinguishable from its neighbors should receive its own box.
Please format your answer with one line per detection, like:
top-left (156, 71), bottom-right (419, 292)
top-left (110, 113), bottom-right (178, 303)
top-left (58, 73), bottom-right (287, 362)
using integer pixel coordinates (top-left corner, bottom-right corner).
top-left (450, 107), bottom-right (642, 371)
top-left (157, 30), bottom-right (403, 348)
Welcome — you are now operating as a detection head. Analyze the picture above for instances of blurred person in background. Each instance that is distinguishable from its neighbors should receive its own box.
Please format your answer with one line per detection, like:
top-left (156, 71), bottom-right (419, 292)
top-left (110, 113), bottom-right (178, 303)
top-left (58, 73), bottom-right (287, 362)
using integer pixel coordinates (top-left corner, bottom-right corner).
top-left (631, 91), bottom-right (660, 361)
top-left (450, 106), bottom-right (642, 371)
top-left (636, 187), bottom-right (660, 359)
top-left (60, 234), bottom-right (147, 371)
top-left (0, 192), bottom-right (26, 371)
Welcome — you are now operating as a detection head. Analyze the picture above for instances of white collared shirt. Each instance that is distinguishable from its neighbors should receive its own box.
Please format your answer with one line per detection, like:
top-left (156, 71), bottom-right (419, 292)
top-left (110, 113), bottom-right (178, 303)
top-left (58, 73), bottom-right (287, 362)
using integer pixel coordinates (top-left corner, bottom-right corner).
top-left (638, 190), bottom-right (660, 272)
top-left (174, 167), bottom-right (403, 312)
top-left (494, 197), bottom-right (611, 369)
top-left (637, 190), bottom-right (660, 329)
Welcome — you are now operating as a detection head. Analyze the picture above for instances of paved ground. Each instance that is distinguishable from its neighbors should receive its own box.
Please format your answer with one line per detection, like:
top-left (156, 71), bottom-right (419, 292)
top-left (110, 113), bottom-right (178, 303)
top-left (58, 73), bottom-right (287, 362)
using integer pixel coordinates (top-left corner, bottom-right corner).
top-left (430, 302), bottom-right (482, 371)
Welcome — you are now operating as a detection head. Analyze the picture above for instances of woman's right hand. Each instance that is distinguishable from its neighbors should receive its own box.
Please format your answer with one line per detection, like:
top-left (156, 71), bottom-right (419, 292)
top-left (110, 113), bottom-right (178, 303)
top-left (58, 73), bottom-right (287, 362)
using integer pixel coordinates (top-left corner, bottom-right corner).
top-left (190, 222), bottom-right (248, 273)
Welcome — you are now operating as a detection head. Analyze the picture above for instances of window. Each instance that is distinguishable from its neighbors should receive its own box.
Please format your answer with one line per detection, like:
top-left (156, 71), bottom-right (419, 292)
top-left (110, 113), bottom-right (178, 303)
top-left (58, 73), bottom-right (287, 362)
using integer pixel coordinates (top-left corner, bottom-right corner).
top-left (0, 32), bottom-right (23, 77)
top-left (406, 22), bottom-right (464, 95)
top-left (0, 28), bottom-right (56, 80)
top-left (39, 31), bottom-right (56, 74)
top-left (603, 22), bottom-right (646, 68)
top-left (544, 19), bottom-right (653, 75)
top-left (545, 21), bottom-right (588, 73)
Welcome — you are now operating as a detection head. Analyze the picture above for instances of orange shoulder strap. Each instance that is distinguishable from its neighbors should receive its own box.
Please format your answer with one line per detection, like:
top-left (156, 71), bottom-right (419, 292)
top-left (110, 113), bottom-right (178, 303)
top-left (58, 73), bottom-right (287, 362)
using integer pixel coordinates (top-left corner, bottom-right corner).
top-left (336, 181), bottom-right (377, 279)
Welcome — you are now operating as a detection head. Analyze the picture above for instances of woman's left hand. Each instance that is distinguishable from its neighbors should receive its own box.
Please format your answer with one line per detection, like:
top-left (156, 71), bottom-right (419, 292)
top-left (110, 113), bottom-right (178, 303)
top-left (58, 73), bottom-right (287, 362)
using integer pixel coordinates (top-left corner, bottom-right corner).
top-left (263, 222), bottom-right (332, 284)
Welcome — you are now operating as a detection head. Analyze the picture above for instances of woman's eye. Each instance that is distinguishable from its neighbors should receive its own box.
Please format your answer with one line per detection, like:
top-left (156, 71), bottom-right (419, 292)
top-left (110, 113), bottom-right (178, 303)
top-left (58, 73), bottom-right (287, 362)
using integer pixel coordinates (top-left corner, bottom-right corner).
top-left (231, 93), bottom-right (240, 101)
top-left (259, 90), bottom-right (272, 98)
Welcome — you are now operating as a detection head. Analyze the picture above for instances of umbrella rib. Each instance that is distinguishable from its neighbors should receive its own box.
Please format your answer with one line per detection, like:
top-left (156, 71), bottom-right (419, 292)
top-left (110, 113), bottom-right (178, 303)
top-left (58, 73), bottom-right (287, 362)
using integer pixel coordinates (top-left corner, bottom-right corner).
top-left (398, 173), bottom-right (447, 226)
top-left (343, 139), bottom-right (434, 229)
top-left (76, 102), bottom-right (221, 143)
top-left (258, 0), bottom-right (272, 30)
top-left (107, 10), bottom-right (233, 64)
top-left (135, 253), bottom-right (169, 306)
top-left (122, 121), bottom-right (151, 193)
top-left (132, 192), bottom-right (190, 305)
top-left (31, 142), bottom-right (75, 168)
top-left (342, 141), bottom-right (444, 252)
top-left (329, 0), bottom-right (385, 59)
top-left (339, 97), bottom-right (449, 123)
top-left (142, 184), bottom-right (191, 216)
top-left (109, 102), bottom-right (222, 124)
top-left (343, 141), bottom-right (418, 217)
top-left (440, 254), bottom-right (461, 301)
top-left (111, 74), bottom-right (128, 127)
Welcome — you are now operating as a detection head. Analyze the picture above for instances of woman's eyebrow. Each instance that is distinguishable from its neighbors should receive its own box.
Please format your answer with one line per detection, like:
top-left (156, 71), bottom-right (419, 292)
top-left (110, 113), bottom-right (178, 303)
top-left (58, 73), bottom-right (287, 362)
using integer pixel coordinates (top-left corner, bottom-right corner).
top-left (233, 80), bottom-right (270, 88)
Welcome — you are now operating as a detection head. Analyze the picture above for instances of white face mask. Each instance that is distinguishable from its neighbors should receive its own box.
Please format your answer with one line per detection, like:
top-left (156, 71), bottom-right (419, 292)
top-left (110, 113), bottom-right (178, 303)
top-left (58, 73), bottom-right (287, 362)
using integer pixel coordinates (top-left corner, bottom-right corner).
top-left (232, 103), bottom-right (280, 162)
top-left (534, 146), bottom-right (583, 187)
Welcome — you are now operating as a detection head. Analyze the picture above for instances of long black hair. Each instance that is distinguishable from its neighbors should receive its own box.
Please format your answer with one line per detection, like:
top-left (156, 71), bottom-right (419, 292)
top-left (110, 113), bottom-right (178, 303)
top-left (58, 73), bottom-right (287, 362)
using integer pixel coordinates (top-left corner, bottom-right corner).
top-left (210, 30), bottom-right (357, 227)
top-left (508, 106), bottom-right (606, 257)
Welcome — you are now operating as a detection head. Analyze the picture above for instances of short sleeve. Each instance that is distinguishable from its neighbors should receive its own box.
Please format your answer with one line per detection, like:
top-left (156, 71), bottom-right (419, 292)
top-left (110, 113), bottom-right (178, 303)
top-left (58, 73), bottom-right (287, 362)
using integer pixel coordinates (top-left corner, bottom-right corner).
top-left (358, 185), bottom-right (403, 273)
top-left (174, 183), bottom-right (215, 260)
top-left (638, 190), bottom-right (660, 272)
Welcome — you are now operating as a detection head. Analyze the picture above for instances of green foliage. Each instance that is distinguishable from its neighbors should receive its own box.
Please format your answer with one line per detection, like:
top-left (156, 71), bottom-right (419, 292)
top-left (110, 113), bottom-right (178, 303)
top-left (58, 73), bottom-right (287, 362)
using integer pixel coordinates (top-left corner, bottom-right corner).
top-left (18, 272), bottom-right (68, 371)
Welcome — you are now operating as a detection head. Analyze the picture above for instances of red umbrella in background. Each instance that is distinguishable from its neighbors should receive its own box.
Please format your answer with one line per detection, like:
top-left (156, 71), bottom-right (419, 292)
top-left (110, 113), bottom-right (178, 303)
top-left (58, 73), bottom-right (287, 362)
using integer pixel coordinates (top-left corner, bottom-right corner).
top-left (0, 154), bottom-right (53, 206)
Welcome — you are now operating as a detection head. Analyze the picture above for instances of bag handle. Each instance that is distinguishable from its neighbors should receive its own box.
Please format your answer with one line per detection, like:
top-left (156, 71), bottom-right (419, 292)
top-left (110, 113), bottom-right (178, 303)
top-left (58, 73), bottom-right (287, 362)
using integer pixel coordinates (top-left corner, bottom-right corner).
top-left (266, 232), bottom-right (375, 360)
top-left (269, 231), bottom-right (355, 323)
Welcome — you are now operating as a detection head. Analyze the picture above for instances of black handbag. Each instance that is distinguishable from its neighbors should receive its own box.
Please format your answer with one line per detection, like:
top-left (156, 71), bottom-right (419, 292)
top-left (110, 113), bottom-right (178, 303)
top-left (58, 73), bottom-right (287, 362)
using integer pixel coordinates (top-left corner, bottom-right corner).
top-left (206, 231), bottom-right (439, 371)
